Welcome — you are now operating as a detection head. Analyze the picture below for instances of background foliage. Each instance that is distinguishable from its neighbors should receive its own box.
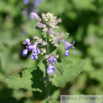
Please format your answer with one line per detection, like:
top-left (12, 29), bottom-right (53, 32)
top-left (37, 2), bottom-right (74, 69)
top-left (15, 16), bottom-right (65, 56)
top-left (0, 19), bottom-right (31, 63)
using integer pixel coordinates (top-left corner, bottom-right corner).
top-left (0, 0), bottom-right (103, 102)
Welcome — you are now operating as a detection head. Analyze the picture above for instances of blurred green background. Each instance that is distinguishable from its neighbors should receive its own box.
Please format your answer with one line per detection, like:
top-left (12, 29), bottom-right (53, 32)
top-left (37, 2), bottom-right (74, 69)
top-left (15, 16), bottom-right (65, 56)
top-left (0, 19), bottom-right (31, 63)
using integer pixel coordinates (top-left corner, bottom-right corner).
top-left (0, 0), bottom-right (103, 103)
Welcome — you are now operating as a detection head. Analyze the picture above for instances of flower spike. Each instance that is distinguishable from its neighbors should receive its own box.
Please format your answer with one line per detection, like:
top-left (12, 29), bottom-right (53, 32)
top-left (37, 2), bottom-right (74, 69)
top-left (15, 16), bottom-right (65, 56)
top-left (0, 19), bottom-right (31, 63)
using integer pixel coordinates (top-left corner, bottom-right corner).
top-left (22, 12), bottom-right (76, 76)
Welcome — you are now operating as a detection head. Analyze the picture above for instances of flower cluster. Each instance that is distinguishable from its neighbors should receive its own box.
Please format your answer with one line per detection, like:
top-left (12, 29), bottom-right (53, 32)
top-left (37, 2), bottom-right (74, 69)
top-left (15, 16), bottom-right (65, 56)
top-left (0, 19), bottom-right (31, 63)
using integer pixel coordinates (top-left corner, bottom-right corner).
top-left (22, 38), bottom-right (40, 60)
top-left (30, 12), bottom-right (61, 33)
top-left (47, 56), bottom-right (57, 74)
top-left (22, 12), bottom-right (75, 74)
top-left (22, 37), bottom-right (47, 60)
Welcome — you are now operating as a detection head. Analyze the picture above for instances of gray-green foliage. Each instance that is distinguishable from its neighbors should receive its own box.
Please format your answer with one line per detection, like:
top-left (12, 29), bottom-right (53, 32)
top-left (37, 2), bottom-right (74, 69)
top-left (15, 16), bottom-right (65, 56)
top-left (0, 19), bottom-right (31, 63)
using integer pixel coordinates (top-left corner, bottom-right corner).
top-left (6, 59), bottom-right (85, 92)
top-left (6, 67), bottom-right (45, 92)
top-left (52, 60), bottom-right (85, 86)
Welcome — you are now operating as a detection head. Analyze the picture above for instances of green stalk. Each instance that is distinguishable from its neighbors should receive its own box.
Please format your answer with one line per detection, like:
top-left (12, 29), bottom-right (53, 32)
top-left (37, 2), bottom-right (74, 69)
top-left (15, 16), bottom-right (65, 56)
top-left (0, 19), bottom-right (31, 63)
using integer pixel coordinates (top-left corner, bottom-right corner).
top-left (46, 29), bottom-right (51, 103)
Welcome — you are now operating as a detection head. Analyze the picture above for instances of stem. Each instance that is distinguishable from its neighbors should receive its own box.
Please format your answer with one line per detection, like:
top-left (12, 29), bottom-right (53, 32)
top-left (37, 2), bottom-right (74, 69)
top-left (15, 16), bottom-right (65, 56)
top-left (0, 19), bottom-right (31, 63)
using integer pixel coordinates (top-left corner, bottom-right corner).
top-left (47, 31), bottom-right (50, 53)
top-left (46, 29), bottom-right (51, 103)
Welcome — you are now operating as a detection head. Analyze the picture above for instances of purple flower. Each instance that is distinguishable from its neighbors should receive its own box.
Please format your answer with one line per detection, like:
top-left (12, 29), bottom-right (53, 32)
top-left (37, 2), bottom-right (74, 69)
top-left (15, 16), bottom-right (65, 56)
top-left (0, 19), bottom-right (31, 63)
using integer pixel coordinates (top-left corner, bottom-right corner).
top-left (49, 56), bottom-right (57, 65)
top-left (25, 42), bottom-right (37, 52)
top-left (62, 40), bottom-right (75, 57)
top-left (47, 64), bottom-right (55, 74)
top-left (23, 0), bottom-right (29, 5)
top-left (22, 49), bottom-right (28, 57)
top-left (29, 8), bottom-right (39, 20)
top-left (23, 38), bottom-right (30, 45)
top-left (65, 50), bottom-right (69, 57)
top-left (62, 40), bottom-right (75, 50)
top-left (30, 53), bottom-right (38, 60)
top-left (29, 43), bottom-right (40, 60)
top-left (47, 56), bottom-right (57, 74)
top-left (25, 39), bottom-right (30, 45)
top-left (30, 12), bottom-right (41, 21)
top-left (30, 48), bottom-right (40, 60)
top-left (26, 45), bottom-right (33, 51)
top-left (22, 39), bottom-right (40, 60)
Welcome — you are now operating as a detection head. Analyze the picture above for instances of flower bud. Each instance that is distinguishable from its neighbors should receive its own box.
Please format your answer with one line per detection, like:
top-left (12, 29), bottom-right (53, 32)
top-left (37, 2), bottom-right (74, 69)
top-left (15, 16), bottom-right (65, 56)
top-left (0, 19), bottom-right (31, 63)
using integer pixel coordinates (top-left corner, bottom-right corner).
top-left (37, 22), bottom-right (46, 28)
top-left (49, 28), bottom-right (54, 35)
top-left (22, 49), bottom-right (28, 57)
top-left (25, 38), bottom-right (30, 45)
top-left (43, 28), bottom-right (48, 32)
top-left (55, 18), bottom-right (62, 25)
top-left (33, 35), bottom-right (39, 40)
top-left (47, 66), bottom-right (55, 74)
top-left (30, 12), bottom-right (41, 21)
top-left (41, 13), bottom-right (48, 21)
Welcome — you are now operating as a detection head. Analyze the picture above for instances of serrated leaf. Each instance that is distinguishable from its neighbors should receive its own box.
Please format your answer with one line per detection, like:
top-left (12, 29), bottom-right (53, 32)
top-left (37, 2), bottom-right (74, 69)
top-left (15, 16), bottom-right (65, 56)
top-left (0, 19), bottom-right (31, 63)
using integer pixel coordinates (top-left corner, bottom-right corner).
top-left (6, 67), bottom-right (46, 92)
top-left (52, 59), bottom-right (85, 87)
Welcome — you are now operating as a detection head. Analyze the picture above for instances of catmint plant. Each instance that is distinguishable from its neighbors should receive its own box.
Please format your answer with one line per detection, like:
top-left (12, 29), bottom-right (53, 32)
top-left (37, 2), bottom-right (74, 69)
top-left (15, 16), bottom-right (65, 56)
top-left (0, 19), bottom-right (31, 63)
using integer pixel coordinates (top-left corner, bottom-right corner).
top-left (22, 12), bottom-right (75, 74)
top-left (7, 12), bottom-right (85, 103)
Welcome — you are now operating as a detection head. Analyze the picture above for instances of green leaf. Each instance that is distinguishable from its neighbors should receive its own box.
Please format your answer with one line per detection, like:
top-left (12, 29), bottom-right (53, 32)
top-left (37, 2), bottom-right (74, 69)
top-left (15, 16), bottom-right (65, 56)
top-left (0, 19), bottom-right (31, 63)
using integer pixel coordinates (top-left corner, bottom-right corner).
top-left (52, 59), bottom-right (85, 87)
top-left (6, 67), bottom-right (46, 92)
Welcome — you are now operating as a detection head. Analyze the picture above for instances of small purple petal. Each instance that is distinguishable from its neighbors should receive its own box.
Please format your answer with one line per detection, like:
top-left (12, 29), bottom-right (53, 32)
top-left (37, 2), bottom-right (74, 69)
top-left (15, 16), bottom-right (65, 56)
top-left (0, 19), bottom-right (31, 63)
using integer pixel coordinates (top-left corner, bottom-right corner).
top-left (64, 43), bottom-right (72, 50)
top-left (25, 38), bottom-right (30, 45)
top-left (73, 40), bottom-right (75, 45)
top-left (47, 65), bottom-right (55, 74)
top-left (26, 45), bottom-right (34, 51)
top-left (22, 49), bottom-right (28, 57)
top-left (32, 43), bottom-right (38, 52)
top-left (65, 50), bottom-right (69, 57)
top-left (49, 56), bottom-right (57, 65)
top-left (30, 53), bottom-right (38, 60)
top-left (49, 56), bottom-right (53, 62)
top-left (36, 48), bottom-right (40, 54)
top-left (26, 42), bottom-right (38, 51)
top-left (62, 40), bottom-right (75, 50)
